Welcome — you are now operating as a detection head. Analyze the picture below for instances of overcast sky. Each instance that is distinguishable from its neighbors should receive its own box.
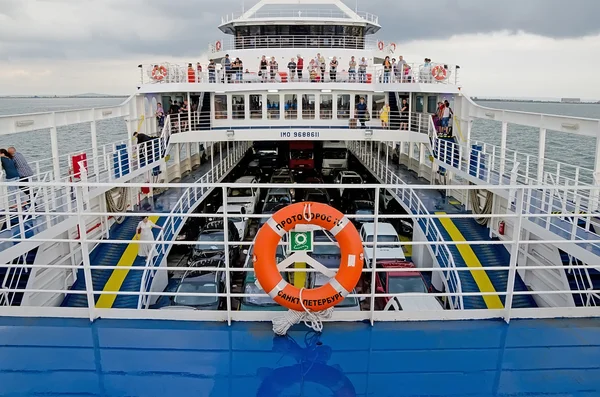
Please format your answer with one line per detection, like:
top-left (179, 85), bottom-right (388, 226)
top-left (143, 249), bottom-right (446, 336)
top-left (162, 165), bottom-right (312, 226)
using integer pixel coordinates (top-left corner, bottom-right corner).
top-left (1, 0), bottom-right (599, 98)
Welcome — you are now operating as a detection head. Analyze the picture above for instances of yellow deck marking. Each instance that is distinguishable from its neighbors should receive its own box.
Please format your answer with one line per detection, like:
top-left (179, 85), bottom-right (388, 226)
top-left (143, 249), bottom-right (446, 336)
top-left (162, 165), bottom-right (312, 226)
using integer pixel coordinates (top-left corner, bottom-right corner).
top-left (96, 216), bottom-right (160, 309)
top-left (435, 212), bottom-right (504, 309)
top-left (293, 262), bottom-right (307, 289)
top-left (399, 235), bottom-right (412, 258)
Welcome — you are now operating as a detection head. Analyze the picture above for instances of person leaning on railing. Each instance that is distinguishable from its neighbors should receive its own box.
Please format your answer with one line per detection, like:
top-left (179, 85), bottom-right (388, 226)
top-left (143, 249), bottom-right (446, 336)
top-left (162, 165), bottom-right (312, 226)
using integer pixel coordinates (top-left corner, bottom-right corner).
top-left (208, 60), bottom-right (216, 83)
top-left (349, 56), bottom-right (357, 82)
top-left (358, 57), bottom-right (367, 83)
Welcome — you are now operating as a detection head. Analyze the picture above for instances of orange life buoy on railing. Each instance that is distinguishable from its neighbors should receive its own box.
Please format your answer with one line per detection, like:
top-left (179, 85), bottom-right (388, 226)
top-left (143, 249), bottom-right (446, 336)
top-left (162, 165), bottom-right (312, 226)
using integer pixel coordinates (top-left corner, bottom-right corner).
top-left (377, 41), bottom-right (384, 51)
top-left (253, 202), bottom-right (364, 312)
top-left (215, 40), bottom-right (222, 51)
top-left (151, 65), bottom-right (167, 81)
top-left (432, 65), bottom-right (448, 81)
top-left (390, 42), bottom-right (397, 53)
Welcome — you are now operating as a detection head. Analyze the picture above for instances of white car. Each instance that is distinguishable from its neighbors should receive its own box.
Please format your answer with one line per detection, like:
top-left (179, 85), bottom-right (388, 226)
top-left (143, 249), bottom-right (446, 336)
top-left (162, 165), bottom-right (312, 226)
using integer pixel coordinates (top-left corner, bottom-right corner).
top-left (334, 170), bottom-right (363, 195)
top-left (310, 273), bottom-right (361, 311)
top-left (359, 223), bottom-right (406, 268)
top-left (216, 205), bottom-right (248, 240)
top-left (227, 176), bottom-right (260, 214)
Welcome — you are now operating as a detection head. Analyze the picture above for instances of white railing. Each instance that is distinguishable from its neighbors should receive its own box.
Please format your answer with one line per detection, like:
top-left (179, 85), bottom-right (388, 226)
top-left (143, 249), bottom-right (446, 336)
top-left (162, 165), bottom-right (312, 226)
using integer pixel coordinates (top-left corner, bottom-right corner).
top-left (138, 141), bottom-right (251, 309)
top-left (142, 63), bottom-right (459, 86)
top-left (209, 35), bottom-right (382, 53)
top-left (1, 182), bottom-right (599, 322)
top-left (348, 141), bottom-right (464, 310)
top-left (220, 10), bottom-right (379, 24)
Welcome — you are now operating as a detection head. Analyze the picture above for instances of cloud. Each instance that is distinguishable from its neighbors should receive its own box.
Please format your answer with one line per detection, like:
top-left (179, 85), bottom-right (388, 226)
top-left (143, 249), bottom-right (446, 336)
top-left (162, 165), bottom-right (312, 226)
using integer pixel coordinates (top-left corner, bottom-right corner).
top-left (1, 0), bottom-right (599, 97)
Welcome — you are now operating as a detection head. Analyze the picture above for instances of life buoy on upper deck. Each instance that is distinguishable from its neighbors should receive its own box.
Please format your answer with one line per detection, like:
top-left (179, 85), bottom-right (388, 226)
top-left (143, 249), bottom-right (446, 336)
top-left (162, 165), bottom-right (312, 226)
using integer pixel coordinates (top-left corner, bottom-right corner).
top-left (215, 40), bottom-right (222, 51)
top-left (432, 65), bottom-right (448, 81)
top-left (377, 41), bottom-right (384, 51)
top-left (389, 42), bottom-right (397, 53)
top-left (253, 202), bottom-right (364, 312)
top-left (151, 65), bottom-right (167, 81)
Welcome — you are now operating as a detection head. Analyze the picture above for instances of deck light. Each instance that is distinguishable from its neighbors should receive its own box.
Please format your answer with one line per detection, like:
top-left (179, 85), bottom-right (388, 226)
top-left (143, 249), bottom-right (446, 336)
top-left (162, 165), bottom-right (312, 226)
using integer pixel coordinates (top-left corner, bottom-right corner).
top-left (321, 89), bottom-right (332, 93)
top-left (268, 89), bottom-right (279, 93)
top-left (364, 129), bottom-right (373, 139)
top-left (226, 129), bottom-right (235, 139)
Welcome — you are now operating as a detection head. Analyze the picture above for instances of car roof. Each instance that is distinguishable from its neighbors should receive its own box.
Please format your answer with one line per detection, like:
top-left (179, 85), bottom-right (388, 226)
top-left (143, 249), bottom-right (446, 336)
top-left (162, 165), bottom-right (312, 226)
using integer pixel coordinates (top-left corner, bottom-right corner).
top-left (361, 223), bottom-right (398, 236)
top-left (323, 141), bottom-right (347, 149)
top-left (217, 205), bottom-right (246, 213)
top-left (234, 176), bottom-right (256, 183)
top-left (355, 200), bottom-right (374, 208)
top-left (340, 171), bottom-right (361, 177)
top-left (379, 261), bottom-right (417, 277)
top-left (393, 295), bottom-right (442, 311)
top-left (266, 188), bottom-right (291, 195)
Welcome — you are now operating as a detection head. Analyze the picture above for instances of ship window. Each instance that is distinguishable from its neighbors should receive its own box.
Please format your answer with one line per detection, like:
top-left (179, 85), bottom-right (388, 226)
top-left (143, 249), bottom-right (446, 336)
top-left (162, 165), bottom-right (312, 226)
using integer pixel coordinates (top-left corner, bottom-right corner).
top-left (323, 25), bottom-right (335, 36)
top-left (232, 95), bottom-right (245, 119)
top-left (250, 95), bottom-right (262, 119)
top-left (427, 96), bottom-right (438, 114)
top-left (302, 94), bottom-right (316, 119)
top-left (278, 25), bottom-right (290, 35)
top-left (415, 96), bottom-right (424, 113)
top-left (214, 94), bottom-right (228, 119)
top-left (320, 94), bottom-right (333, 119)
top-left (284, 94), bottom-right (297, 119)
top-left (373, 93), bottom-right (386, 119)
top-left (267, 94), bottom-right (280, 119)
top-left (337, 94), bottom-right (350, 119)
top-left (264, 25), bottom-right (277, 36)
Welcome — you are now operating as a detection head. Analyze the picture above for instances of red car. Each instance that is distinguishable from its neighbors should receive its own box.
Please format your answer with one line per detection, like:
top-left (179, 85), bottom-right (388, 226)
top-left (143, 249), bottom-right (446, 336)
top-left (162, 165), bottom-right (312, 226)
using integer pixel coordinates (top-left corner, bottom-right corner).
top-left (374, 260), bottom-right (433, 310)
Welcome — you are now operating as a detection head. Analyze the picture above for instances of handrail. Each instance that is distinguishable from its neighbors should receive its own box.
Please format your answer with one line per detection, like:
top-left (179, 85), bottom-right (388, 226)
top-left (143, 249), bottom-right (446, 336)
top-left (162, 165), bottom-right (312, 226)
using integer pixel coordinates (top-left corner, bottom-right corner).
top-left (349, 141), bottom-right (464, 309)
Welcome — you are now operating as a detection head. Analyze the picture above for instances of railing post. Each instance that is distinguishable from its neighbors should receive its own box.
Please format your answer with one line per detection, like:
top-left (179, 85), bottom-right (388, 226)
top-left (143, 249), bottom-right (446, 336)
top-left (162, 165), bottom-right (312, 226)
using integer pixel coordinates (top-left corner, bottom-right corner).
top-left (221, 187), bottom-right (233, 325)
top-left (499, 120), bottom-right (508, 177)
top-left (90, 109), bottom-right (100, 183)
top-left (369, 186), bottom-right (381, 326)
top-left (504, 188), bottom-right (524, 323)
top-left (49, 112), bottom-right (61, 181)
top-left (74, 185), bottom-right (97, 321)
top-left (537, 126), bottom-right (547, 184)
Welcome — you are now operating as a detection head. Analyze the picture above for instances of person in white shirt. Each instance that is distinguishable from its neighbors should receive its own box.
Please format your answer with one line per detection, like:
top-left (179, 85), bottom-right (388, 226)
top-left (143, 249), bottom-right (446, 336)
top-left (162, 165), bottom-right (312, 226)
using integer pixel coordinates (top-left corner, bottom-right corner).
top-left (358, 57), bottom-right (368, 83)
top-left (136, 216), bottom-right (162, 258)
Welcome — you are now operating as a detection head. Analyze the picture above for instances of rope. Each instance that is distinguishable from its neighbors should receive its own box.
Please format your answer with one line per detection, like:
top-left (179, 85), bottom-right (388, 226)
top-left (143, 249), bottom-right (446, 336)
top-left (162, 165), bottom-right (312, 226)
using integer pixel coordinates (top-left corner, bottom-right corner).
top-left (105, 187), bottom-right (128, 224)
top-left (272, 288), bottom-right (334, 336)
top-left (302, 203), bottom-right (312, 222)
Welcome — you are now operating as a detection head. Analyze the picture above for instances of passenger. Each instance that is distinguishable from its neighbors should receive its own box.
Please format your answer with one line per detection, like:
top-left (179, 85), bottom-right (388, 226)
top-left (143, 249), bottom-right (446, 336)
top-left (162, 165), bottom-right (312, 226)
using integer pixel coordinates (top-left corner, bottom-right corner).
top-left (1, 148), bottom-right (21, 208)
top-left (403, 63), bottom-right (413, 83)
top-left (318, 53), bottom-right (326, 82)
top-left (155, 102), bottom-right (165, 129)
top-left (435, 102), bottom-right (445, 134)
top-left (443, 100), bottom-right (453, 136)
top-left (355, 97), bottom-right (368, 129)
top-left (222, 54), bottom-right (231, 83)
top-left (208, 59), bottom-right (216, 83)
top-left (133, 131), bottom-right (154, 164)
top-left (329, 56), bottom-right (338, 82)
top-left (235, 57), bottom-right (243, 82)
top-left (287, 57), bottom-right (297, 81)
top-left (269, 56), bottom-right (278, 81)
top-left (421, 58), bottom-right (432, 83)
top-left (297, 54), bottom-right (304, 80)
top-left (380, 102), bottom-right (390, 129)
top-left (391, 58), bottom-right (397, 82)
top-left (359, 57), bottom-right (367, 83)
top-left (309, 63), bottom-right (318, 82)
top-left (349, 56), bottom-right (357, 82)
top-left (383, 56), bottom-right (391, 83)
top-left (397, 56), bottom-right (406, 82)
top-left (259, 55), bottom-right (268, 81)
top-left (7, 146), bottom-right (33, 201)
top-left (187, 63), bottom-right (195, 83)
top-left (136, 216), bottom-right (163, 258)
top-left (400, 99), bottom-right (409, 130)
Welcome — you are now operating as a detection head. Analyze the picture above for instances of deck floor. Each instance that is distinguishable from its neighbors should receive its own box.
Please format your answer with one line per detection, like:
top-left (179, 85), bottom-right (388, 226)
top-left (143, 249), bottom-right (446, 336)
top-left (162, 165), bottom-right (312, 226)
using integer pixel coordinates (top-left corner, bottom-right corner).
top-left (0, 317), bottom-right (598, 396)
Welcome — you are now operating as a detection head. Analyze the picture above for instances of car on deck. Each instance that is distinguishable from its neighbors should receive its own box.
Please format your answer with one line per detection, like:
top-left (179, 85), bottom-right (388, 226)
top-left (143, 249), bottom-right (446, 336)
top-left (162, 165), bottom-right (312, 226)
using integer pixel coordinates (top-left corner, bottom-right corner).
top-left (228, 176), bottom-right (260, 214)
top-left (302, 188), bottom-right (332, 205)
top-left (189, 220), bottom-right (240, 265)
top-left (216, 205), bottom-right (249, 241)
top-left (374, 260), bottom-right (441, 311)
top-left (261, 188), bottom-right (294, 216)
top-left (347, 200), bottom-right (375, 227)
top-left (359, 223), bottom-right (405, 268)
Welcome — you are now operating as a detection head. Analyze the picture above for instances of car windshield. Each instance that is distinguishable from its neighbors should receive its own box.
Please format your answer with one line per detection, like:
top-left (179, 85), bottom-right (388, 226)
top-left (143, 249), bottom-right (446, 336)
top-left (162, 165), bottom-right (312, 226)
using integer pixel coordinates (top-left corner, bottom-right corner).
top-left (314, 275), bottom-right (358, 308)
top-left (228, 187), bottom-right (253, 197)
top-left (219, 211), bottom-right (243, 223)
top-left (195, 232), bottom-right (224, 251)
top-left (323, 150), bottom-right (347, 159)
top-left (388, 275), bottom-right (427, 294)
top-left (291, 151), bottom-right (313, 160)
top-left (343, 176), bottom-right (363, 184)
top-left (366, 235), bottom-right (399, 243)
top-left (337, 295), bottom-right (360, 308)
top-left (173, 281), bottom-right (218, 306)
top-left (356, 209), bottom-right (374, 215)
top-left (243, 279), bottom-right (277, 307)
top-left (266, 194), bottom-right (290, 203)
top-left (313, 240), bottom-right (340, 256)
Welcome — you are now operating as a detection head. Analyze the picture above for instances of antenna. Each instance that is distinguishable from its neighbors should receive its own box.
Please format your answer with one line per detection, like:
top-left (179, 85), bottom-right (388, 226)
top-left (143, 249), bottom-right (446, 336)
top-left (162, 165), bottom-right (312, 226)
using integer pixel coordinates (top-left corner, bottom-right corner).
top-left (355, 0), bottom-right (358, 12)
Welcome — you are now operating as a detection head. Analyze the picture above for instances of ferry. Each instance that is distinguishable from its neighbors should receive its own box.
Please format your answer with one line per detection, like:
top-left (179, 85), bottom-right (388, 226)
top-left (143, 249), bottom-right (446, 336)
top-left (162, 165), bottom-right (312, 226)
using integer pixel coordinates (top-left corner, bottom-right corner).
top-left (0, 1), bottom-right (599, 395)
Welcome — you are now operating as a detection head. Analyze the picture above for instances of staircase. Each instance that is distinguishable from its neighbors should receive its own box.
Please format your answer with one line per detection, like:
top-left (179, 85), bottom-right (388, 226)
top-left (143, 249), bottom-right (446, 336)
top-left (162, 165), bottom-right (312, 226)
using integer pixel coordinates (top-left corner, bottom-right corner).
top-left (62, 216), bottom-right (141, 307)
top-left (437, 217), bottom-right (537, 309)
top-left (0, 248), bottom-right (38, 306)
top-left (112, 217), bottom-right (167, 309)
top-left (388, 92), bottom-right (400, 130)
top-left (560, 251), bottom-right (600, 307)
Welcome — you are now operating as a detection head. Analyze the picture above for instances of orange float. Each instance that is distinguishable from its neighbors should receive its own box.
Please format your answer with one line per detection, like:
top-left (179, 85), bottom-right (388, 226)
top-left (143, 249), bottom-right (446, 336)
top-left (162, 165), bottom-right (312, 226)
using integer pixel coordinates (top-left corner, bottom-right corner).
top-left (253, 202), bottom-right (364, 312)
top-left (215, 40), bottom-right (222, 51)
top-left (151, 65), bottom-right (167, 81)
top-left (432, 65), bottom-right (448, 81)
top-left (377, 41), bottom-right (384, 51)
top-left (389, 42), bottom-right (397, 52)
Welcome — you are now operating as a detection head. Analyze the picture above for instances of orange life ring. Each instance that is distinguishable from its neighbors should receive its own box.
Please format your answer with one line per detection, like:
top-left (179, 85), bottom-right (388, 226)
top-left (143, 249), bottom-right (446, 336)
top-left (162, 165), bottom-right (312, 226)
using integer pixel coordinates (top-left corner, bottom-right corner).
top-left (390, 42), bottom-right (397, 52)
top-left (215, 41), bottom-right (222, 51)
top-left (151, 65), bottom-right (167, 81)
top-left (432, 65), bottom-right (447, 81)
top-left (253, 202), bottom-right (364, 312)
top-left (377, 41), bottom-right (384, 51)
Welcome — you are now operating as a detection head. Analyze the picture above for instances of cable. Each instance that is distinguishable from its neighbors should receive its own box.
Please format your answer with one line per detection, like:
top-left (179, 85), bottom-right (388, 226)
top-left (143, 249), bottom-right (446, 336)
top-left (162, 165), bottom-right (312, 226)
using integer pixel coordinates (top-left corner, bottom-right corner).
top-left (469, 183), bottom-right (494, 226)
top-left (272, 288), bottom-right (334, 336)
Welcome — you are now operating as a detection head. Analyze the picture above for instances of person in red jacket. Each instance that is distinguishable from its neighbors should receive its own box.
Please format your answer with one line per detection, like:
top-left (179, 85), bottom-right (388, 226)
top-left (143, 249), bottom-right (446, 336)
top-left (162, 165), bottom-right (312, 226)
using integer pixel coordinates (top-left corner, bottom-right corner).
top-left (297, 54), bottom-right (304, 80)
